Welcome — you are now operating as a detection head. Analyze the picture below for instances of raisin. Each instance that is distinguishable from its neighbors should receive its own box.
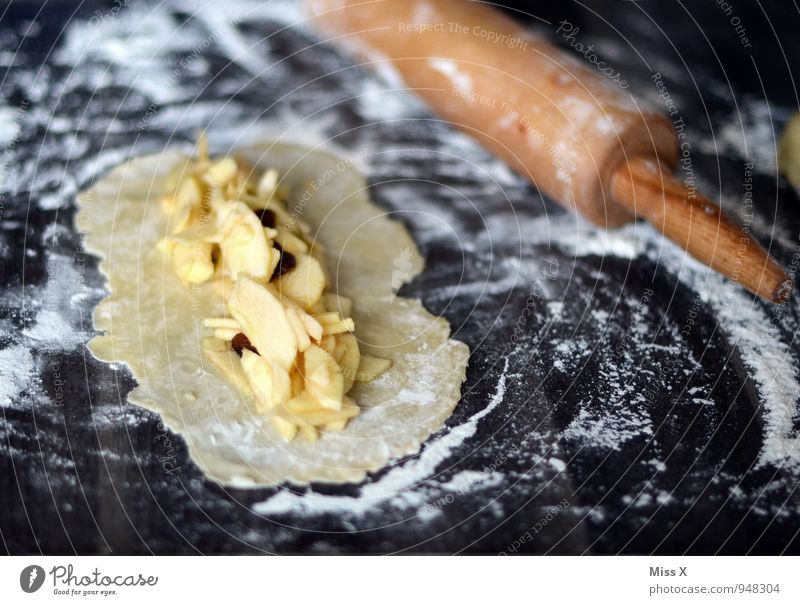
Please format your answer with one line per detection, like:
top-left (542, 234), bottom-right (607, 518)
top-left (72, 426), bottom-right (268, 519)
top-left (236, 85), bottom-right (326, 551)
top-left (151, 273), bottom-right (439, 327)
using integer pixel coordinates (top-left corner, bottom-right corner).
top-left (256, 208), bottom-right (276, 228)
top-left (270, 243), bottom-right (296, 281)
top-left (231, 333), bottom-right (258, 356)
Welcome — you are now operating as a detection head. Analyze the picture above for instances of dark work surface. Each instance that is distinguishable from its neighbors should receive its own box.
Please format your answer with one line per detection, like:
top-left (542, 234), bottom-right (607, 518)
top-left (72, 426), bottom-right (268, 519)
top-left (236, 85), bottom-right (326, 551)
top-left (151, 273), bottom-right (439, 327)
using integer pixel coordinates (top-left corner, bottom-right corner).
top-left (1, 0), bottom-right (800, 554)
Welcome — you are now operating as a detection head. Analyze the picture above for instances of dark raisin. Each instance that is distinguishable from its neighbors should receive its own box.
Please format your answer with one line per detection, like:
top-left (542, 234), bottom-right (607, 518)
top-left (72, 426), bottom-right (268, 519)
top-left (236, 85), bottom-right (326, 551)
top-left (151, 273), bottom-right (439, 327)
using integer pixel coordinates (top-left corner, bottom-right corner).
top-left (270, 245), bottom-right (296, 281)
top-left (231, 333), bottom-right (258, 356)
top-left (256, 208), bottom-right (276, 228)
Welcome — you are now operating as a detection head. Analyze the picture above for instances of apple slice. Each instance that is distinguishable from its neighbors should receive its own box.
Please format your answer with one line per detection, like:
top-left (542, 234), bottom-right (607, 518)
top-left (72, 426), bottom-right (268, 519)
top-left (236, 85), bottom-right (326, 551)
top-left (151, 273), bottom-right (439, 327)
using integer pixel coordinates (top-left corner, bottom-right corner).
top-left (228, 277), bottom-right (297, 369)
top-left (271, 363), bottom-right (293, 405)
top-left (356, 355), bottom-right (392, 382)
top-left (172, 241), bottom-right (214, 284)
top-left (162, 173), bottom-right (206, 234)
top-left (291, 397), bottom-right (360, 426)
top-left (302, 344), bottom-right (344, 411)
top-left (320, 334), bottom-right (338, 359)
top-left (203, 317), bottom-right (240, 330)
top-left (322, 318), bottom-right (355, 335)
top-left (286, 307), bottom-right (312, 352)
top-left (210, 275), bottom-right (236, 299)
top-left (257, 168), bottom-right (279, 199)
top-left (274, 254), bottom-right (326, 308)
top-left (175, 174), bottom-right (203, 211)
top-left (271, 414), bottom-right (298, 441)
top-left (298, 310), bottom-right (323, 342)
top-left (213, 328), bottom-right (239, 341)
top-left (214, 201), bottom-right (278, 282)
top-left (313, 311), bottom-right (341, 324)
top-left (274, 228), bottom-right (309, 255)
top-left (335, 333), bottom-right (361, 392)
top-left (300, 425), bottom-right (319, 442)
top-left (239, 349), bottom-right (276, 412)
top-left (322, 293), bottom-right (353, 318)
top-left (285, 389), bottom-right (323, 412)
top-left (202, 337), bottom-right (252, 397)
top-left (203, 157), bottom-right (238, 188)
top-left (281, 299), bottom-right (323, 347)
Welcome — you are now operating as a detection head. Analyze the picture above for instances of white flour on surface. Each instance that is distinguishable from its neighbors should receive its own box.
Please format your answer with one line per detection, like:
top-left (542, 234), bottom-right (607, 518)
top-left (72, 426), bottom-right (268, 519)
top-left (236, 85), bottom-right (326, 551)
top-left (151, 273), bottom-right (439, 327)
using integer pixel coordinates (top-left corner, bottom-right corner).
top-left (254, 358), bottom-right (508, 517)
top-left (632, 223), bottom-right (800, 467)
top-left (693, 98), bottom-right (790, 175)
top-left (564, 218), bottom-right (800, 469)
top-left (0, 345), bottom-right (36, 407)
top-left (21, 252), bottom-right (91, 350)
top-left (0, 105), bottom-right (23, 148)
top-left (429, 58), bottom-right (474, 98)
top-left (0, 0), bottom-right (798, 524)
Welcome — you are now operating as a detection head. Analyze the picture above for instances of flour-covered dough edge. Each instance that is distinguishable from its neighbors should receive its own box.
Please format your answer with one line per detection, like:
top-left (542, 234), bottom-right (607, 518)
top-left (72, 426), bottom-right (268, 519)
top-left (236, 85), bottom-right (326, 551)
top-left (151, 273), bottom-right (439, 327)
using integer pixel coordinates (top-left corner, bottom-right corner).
top-left (76, 142), bottom-right (469, 487)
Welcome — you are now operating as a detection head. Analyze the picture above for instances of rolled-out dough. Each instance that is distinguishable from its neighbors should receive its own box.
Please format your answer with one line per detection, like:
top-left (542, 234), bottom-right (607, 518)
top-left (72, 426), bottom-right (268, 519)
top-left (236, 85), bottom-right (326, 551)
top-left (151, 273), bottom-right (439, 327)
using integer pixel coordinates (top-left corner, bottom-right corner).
top-left (76, 143), bottom-right (469, 486)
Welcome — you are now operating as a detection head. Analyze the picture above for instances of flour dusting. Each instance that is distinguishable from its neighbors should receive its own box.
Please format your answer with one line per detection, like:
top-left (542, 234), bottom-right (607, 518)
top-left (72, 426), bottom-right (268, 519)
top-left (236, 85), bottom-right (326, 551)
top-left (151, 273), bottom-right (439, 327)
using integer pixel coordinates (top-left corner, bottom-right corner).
top-left (0, 0), bottom-right (798, 535)
top-left (254, 358), bottom-right (508, 516)
top-left (694, 98), bottom-right (790, 175)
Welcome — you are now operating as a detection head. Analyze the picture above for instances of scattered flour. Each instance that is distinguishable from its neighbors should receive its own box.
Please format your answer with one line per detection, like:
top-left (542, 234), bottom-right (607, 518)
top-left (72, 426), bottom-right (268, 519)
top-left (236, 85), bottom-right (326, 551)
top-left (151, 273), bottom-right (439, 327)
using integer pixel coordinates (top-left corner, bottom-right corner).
top-left (356, 78), bottom-right (426, 123)
top-left (0, 0), bottom-right (798, 526)
top-left (567, 220), bottom-right (800, 468)
top-left (254, 358), bottom-right (508, 516)
top-left (0, 105), bottom-right (23, 147)
top-left (54, 6), bottom-right (201, 105)
top-left (707, 286), bottom-right (800, 466)
top-left (429, 58), bottom-right (474, 98)
top-left (441, 469), bottom-right (503, 491)
top-left (557, 222), bottom-right (642, 259)
top-left (693, 98), bottom-right (791, 174)
top-left (20, 252), bottom-right (90, 350)
top-left (0, 345), bottom-right (36, 407)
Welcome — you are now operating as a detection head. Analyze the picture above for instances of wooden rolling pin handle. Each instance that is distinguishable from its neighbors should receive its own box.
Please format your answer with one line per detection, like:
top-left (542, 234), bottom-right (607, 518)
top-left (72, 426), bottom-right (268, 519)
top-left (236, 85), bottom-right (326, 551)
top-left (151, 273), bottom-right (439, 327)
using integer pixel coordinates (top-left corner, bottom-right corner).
top-left (610, 157), bottom-right (793, 303)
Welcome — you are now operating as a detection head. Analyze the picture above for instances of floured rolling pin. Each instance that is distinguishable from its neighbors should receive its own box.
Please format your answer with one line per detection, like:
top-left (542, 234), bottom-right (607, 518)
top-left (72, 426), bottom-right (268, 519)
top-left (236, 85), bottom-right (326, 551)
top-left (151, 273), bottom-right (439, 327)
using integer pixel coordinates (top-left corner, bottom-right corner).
top-left (305, 0), bottom-right (792, 303)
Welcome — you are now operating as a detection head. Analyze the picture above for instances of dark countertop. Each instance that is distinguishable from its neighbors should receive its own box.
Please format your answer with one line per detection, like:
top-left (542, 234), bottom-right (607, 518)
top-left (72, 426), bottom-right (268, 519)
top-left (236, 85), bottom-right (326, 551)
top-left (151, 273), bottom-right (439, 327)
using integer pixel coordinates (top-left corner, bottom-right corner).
top-left (1, 0), bottom-right (800, 554)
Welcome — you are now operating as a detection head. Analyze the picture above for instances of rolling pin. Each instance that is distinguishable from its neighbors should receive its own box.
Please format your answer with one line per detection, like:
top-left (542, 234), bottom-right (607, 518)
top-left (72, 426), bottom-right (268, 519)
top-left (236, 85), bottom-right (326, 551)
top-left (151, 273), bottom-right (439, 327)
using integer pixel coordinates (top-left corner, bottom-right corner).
top-left (305, 0), bottom-right (792, 303)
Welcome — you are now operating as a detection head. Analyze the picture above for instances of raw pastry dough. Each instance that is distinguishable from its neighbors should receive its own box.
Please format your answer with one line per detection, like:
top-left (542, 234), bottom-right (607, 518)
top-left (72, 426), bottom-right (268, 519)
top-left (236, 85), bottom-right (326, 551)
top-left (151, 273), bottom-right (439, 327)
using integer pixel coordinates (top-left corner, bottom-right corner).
top-left (76, 143), bottom-right (469, 486)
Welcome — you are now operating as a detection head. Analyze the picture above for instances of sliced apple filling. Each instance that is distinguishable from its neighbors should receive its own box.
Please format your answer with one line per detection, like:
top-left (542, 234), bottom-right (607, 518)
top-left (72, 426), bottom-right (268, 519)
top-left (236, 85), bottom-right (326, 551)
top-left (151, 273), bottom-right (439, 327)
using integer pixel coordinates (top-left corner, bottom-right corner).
top-left (159, 137), bottom-right (391, 441)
